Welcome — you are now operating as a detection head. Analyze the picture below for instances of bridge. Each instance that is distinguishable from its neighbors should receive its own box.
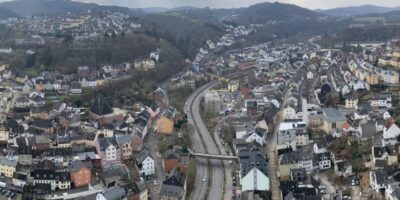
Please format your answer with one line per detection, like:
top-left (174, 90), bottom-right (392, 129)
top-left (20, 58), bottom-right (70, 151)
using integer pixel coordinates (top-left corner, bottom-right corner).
top-left (187, 149), bottom-right (238, 160)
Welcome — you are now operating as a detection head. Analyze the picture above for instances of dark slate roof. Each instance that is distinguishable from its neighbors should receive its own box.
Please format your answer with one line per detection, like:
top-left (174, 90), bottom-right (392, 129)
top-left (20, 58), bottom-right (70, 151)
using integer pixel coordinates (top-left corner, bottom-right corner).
top-left (336, 161), bottom-right (351, 173)
top-left (374, 146), bottom-right (386, 158)
top-left (31, 170), bottom-right (69, 181)
top-left (163, 149), bottom-right (179, 160)
top-left (90, 97), bottom-right (113, 116)
top-left (280, 149), bottom-right (313, 165)
top-left (102, 186), bottom-right (126, 200)
top-left (99, 165), bottom-right (128, 180)
top-left (33, 183), bottom-right (52, 195)
top-left (238, 149), bottom-right (268, 177)
top-left (98, 137), bottom-right (118, 151)
top-left (322, 108), bottom-right (346, 122)
top-left (68, 160), bottom-right (93, 172)
top-left (160, 171), bottom-right (186, 198)
top-left (13, 173), bottom-right (27, 181)
top-left (360, 121), bottom-right (377, 138)
top-left (115, 134), bottom-right (131, 146)
top-left (135, 149), bottom-right (153, 164)
top-left (70, 81), bottom-right (81, 89)
top-left (281, 181), bottom-right (319, 200)
top-left (43, 147), bottom-right (72, 157)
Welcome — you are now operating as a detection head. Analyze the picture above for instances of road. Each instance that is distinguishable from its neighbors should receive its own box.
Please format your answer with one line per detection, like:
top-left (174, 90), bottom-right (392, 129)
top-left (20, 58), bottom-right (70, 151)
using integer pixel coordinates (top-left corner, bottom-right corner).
top-left (266, 85), bottom-right (289, 200)
top-left (185, 71), bottom-right (253, 200)
top-left (308, 36), bottom-right (321, 50)
top-left (317, 173), bottom-right (336, 199)
top-left (186, 81), bottom-right (224, 200)
top-left (144, 129), bottom-right (164, 200)
top-left (214, 117), bottom-right (234, 200)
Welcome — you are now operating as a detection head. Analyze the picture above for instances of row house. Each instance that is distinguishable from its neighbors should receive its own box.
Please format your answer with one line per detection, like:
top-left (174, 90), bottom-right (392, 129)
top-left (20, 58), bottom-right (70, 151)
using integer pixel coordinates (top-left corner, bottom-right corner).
top-left (59, 110), bottom-right (81, 127)
top-left (135, 149), bottom-right (154, 177)
top-left (277, 122), bottom-right (309, 151)
top-left (0, 158), bottom-right (17, 178)
top-left (31, 169), bottom-right (71, 191)
top-left (43, 147), bottom-right (72, 167)
top-left (95, 136), bottom-right (122, 169)
top-left (115, 134), bottom-right (132, 160)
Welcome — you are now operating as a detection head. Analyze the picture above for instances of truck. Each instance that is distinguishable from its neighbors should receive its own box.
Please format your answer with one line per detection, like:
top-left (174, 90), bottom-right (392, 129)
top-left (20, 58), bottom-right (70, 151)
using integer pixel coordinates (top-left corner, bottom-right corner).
top-left (0, 182), bottom-right (6, 188)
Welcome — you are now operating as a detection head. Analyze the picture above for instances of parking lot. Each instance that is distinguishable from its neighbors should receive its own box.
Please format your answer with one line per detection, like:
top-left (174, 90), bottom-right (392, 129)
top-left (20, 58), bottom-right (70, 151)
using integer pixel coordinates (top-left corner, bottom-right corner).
top-left (0, 187), bottom-right (16, 200)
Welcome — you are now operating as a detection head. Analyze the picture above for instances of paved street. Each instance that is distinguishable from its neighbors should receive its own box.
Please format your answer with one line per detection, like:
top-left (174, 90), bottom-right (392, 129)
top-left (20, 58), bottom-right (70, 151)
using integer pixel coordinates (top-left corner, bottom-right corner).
top-left (266, 88), bottom-right (288, 200)
top-left (214, 117), bottom-right (234, 200)
top-left (186, 81), bottom-right (225, 200)
top-left (144, 130), bottom-right (164, 200)
top-left (185, 82), bottom-right (212, 200)
top-left (317, 173), bottom-right (336, 199)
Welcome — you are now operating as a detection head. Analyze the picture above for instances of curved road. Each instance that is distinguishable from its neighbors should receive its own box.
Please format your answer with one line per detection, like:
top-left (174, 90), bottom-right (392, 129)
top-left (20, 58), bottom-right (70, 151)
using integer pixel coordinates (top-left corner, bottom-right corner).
top-left (186, 81), bottom-right (225, 200)
top-left (186, 71), bottom-right (251, 200)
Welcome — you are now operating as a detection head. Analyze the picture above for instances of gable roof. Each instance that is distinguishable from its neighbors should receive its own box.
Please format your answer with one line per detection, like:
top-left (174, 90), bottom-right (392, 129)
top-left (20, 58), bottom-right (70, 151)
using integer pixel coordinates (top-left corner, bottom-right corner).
top-left (238, 149), bottom-right (268, 177)
top-left (98, 136), bottom-right (118, 151)
top-left (135, 149), bottom-right (153, 164)
top-left (160, 171), bottom-right (186, 198)
top-left (322, 108), bottom-right (346, 122)
top-left (102, 186), bottom-right (126, 200)
top-left (90, 97), bottom-right (113, 116)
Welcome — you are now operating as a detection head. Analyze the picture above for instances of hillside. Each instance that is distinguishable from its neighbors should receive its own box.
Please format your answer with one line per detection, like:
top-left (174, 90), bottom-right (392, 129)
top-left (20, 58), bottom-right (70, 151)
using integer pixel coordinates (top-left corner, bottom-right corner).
top-left (0, 6), bottom-right (19, 19)
top-left (0, 0), bottom-right (133, 16)
top-left (233, 2), bottom-right (324, 24)
top-left (140, 13), bottom-right (224, 58)
top-left (354, 11), bottom-right (400, 23)
top-left (318, 5), bottom-right (400, 17)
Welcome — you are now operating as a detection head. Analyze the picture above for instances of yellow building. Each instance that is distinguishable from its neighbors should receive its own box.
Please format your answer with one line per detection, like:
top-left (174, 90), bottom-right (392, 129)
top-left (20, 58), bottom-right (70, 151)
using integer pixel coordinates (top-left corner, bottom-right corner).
top-left (393, 52), bottom-right (400, 58)
top-left (0, 158), bottom-right (17, 178)
top-left (0, 127), bottom-right (8, 143)
top-left (96, 79), bottom-right (105, 86)
top-left (279, 163), bottom-right (298, 180)
top-left (228, 80), bottom-right (240, 92)
top-left (322, 108), bottom-right (347, 133)
top-left (390, 58), bottom-right (400, 68)
top-left (156, 116), bottom-right (174, 135)
top-left (378, 58), bottom-right (391, 66)
top-left (345, 98), bottom-right (358, 109)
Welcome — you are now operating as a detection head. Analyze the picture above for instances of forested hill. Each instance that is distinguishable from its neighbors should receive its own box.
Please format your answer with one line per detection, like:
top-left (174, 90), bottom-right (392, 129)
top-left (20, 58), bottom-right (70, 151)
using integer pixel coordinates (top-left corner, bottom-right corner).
top-left (0, 6), bottom-right (19, 19)
top-left (0, 0), bottom-right (133, 16)
top-left (233, 2), bottom-right (324, 24)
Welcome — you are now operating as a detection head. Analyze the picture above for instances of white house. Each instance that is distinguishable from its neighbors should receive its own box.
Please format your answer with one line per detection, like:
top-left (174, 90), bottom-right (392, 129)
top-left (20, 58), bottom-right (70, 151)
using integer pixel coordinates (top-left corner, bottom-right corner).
top-left (135, 150), bottom-right (155, 176)
top-left (383, 123), bottom-right (400, 144)
top-left (307, 71), bottom-right (314, 79)
top-left (297, 154), bottom-right (314, 172)
top-left (313, 142), bottom-right (327, 154)
top-left (239, 150), bottom-right (269, 192)
top-left (256, 120), bottom-right (269, 133)
top-left (12, 173), bottom-right (27, 187)
top-left (269, 99), bottom-right (280, 109)
top-left (245, 128), bottom-right (266, 146)
top-left (378, 93), bottom-right (392, 108)
top-left (31, 170), bottom-right (71, 191)
top-left (334, 161), bottom-right (353, 177)
top-left (235, 127), bottom-right (248, 139)
top-left (383, 112), bottom-right (392, 120)
top-left (283, 104), bottom-right (297, 120)
top-left (352, 80), bottom-right (366, 91)
top-left (341, 85), bottom-right (351, 96)
top-left (316, 152), bottom-right (331, 170)
top-left (370, 170), bottom-right (386, 193)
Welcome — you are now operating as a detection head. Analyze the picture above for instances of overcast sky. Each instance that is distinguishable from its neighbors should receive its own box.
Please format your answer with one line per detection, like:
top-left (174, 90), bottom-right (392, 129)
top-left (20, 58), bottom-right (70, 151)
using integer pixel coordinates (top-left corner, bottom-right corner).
top-left (1, 0), bottom-right (400, 9)
top-left (77, 0), bottom-right (400, 9)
